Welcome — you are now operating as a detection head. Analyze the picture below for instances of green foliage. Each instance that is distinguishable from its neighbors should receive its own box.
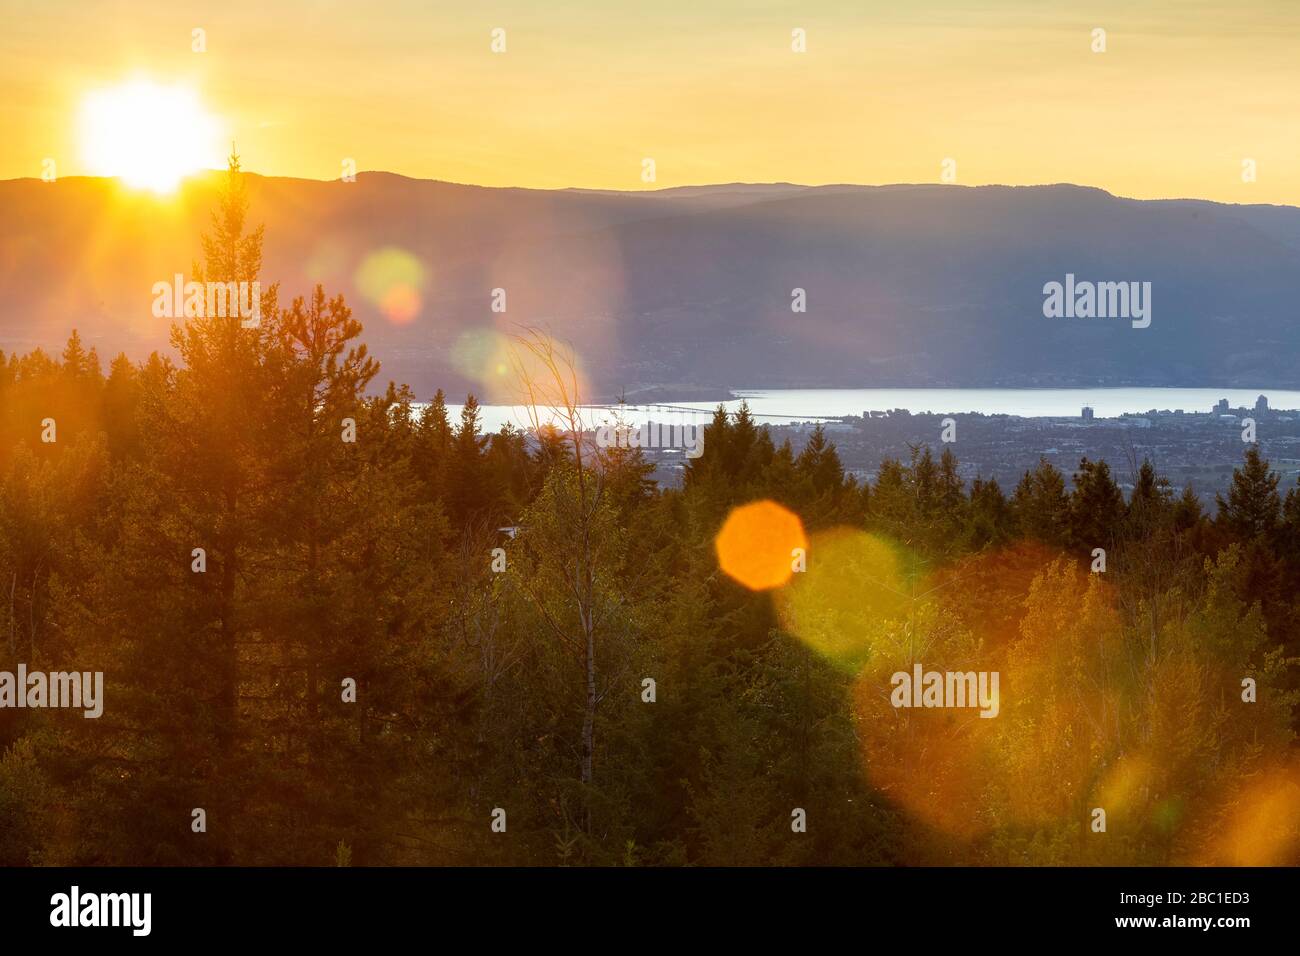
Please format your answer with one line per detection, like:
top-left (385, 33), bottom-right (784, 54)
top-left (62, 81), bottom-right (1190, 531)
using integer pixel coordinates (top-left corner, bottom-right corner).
top-left (2, 158), bottom-right (1296, 866)
top-left (1216, 445), bottom-right (1281, 538)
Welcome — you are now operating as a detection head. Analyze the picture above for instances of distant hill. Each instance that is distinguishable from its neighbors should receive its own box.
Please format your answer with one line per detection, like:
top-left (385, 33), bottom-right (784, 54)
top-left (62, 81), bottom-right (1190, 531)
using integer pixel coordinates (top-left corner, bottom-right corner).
top-left (3, 173), bottom-right (1299, 399)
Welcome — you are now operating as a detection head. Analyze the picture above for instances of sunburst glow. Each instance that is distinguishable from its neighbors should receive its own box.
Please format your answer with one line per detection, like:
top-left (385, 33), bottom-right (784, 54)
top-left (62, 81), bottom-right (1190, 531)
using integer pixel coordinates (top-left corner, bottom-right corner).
top-left (78, 80), bottom-right (221, 193)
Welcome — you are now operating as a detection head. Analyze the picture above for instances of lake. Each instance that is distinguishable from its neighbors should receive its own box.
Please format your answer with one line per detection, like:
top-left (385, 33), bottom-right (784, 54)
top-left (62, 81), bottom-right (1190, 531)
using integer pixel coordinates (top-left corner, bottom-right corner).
top-left (451, 387), bottom-right (1300, 433)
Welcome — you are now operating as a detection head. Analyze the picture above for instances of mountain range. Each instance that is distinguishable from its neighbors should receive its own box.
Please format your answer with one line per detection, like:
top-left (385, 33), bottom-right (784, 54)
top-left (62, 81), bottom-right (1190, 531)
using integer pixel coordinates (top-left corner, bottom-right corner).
top-left (3, 173), bottom-right (1299, 400)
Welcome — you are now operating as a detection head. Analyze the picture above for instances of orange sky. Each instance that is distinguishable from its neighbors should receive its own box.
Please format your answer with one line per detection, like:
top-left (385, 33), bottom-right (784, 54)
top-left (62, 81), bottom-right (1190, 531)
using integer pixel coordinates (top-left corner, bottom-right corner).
top-left (2, 0), bottom-right (1298, 203)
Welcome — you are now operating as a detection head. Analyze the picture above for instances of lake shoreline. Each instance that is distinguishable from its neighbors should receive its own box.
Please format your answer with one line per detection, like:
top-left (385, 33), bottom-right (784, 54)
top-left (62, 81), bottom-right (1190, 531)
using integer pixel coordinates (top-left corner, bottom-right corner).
top-left (450, 387), bottom-right (1300, 434)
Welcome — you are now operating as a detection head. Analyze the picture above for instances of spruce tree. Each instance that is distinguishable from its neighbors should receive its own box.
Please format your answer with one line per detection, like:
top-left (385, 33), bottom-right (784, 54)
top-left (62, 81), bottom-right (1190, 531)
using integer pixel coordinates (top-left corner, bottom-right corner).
top-left (1216, 446), bottom-right (1281, 538)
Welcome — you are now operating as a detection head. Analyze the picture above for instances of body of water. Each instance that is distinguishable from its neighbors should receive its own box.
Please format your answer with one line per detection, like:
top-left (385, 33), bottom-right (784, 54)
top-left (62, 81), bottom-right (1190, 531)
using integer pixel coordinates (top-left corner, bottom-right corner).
top-left (451, 387), bottom-right (1300, 433)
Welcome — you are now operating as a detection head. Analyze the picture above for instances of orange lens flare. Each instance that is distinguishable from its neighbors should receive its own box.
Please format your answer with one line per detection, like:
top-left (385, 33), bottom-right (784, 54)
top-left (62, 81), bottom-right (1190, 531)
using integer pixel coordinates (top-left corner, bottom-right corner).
top-left (354, 247), bottom-right (425, 324)
top-left (1191, 762), bottom-right (1300, 866)
top-left (714, 500), bottom-right (807, 592)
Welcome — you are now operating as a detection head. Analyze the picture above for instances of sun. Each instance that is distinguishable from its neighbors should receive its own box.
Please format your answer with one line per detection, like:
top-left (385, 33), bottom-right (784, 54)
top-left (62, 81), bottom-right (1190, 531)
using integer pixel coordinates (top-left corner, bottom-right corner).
top-left (78, 80), bottom-right (221, 194)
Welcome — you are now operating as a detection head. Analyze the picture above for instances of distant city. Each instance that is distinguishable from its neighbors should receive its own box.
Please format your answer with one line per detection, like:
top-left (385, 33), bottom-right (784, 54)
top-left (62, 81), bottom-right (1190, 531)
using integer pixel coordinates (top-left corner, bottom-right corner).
top-left (635, 395), bottom-right (1298, 500)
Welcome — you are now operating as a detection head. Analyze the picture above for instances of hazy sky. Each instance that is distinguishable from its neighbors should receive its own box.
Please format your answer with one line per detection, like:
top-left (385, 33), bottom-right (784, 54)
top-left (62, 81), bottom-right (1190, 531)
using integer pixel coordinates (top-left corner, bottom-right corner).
top-left (3, 0), bottom-right (1299, 202)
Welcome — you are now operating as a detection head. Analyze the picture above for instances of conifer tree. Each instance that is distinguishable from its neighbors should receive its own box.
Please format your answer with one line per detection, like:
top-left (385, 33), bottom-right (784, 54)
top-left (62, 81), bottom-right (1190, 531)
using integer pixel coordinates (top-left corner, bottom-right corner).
top-left (448, 394), bottom-right (490, 525)
top-left (1012, 457), bottom-right (1069, 545)
top-left (1216, 446), bottom-right (1281, 538)
top-left (1172, 483), bottom-right (1205, 533)
top-left (414, 388), bottom-right (453, 499)
top-left (1068, 457), bottom-right (1125, 551)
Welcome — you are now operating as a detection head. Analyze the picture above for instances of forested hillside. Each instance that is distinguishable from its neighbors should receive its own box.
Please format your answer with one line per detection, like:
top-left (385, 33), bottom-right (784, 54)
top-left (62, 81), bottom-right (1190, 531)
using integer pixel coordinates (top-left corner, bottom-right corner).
top-left (2, 165), bottom-right (1298, 866)
top-left (8, 173), bottom-right (1300, 396)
